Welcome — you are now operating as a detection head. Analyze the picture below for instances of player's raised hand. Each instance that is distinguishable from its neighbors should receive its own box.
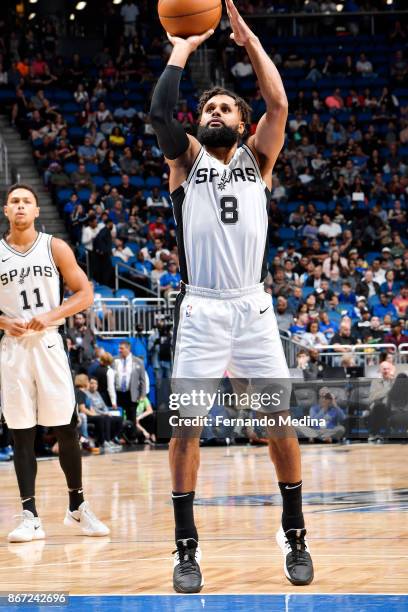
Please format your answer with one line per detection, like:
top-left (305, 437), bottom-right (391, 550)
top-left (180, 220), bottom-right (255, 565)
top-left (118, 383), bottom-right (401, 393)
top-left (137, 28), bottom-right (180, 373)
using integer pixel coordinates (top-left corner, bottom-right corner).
top-left (167, 29), bottom-right (214, 54)
top-left (225, 0), bottom-right (256, 46)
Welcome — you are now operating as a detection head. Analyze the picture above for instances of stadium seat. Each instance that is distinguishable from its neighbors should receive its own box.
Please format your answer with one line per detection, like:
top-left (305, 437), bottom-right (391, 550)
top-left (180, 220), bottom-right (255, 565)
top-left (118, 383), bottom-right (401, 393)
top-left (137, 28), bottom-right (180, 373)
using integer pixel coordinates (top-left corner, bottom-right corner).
top-left (115, 288), bottom-right (135, 300)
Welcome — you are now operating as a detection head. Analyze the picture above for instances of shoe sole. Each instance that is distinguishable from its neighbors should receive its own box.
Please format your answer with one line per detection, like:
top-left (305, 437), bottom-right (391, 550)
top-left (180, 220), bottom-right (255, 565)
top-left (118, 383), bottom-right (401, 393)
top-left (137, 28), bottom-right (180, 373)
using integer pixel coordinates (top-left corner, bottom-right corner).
top-left (63, 516), bottom-right (110, 537)
top-left (173, 578), bottom-right (204, 594)
top-left (8, 529), bottom-right (45, 543)
top-left (276, 530), bottom-right (314, 586)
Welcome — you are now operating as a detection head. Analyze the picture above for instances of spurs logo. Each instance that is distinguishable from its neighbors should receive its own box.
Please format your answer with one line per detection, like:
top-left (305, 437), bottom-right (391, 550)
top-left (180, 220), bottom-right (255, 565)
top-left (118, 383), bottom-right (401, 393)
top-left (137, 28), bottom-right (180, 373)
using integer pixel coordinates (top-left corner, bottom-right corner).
top-left (18, 267), bottom-right (30, 284)
top-left (217, 170), bottom-right (233, 191)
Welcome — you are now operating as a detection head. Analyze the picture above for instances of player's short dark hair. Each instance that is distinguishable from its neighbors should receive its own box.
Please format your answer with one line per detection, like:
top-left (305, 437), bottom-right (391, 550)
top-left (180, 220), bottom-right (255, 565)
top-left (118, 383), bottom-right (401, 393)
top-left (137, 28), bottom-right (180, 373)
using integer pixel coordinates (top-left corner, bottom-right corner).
top-left (197, 87), bottom-right (252, 127)
top-left (6, 183), bottom-right (39, 206)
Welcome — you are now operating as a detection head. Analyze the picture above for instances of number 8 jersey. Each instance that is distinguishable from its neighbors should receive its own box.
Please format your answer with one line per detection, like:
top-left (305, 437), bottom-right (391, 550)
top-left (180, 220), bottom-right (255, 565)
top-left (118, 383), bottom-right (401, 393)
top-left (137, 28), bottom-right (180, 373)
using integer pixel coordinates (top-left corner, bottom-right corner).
top-left (170, 145), bottom-right (271, 290)
top-left (0, 232), bottom-right (65, 329)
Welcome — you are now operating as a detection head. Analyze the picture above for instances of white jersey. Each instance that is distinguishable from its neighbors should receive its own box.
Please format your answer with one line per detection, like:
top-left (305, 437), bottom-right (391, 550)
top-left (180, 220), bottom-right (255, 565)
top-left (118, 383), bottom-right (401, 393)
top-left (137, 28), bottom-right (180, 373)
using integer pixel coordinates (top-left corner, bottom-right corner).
top-left (171, 145), bottom-right (270, 290)
top-left (0, 232), bottom-right (64, 329)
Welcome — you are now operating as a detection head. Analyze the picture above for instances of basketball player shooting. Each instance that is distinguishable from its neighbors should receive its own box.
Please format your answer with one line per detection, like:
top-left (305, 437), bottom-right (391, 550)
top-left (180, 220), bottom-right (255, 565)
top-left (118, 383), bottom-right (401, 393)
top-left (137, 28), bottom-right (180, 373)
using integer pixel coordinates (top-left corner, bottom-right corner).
top-left (150, 0), bottom-right (313, 593)
top-left (0, 184), bottom-right (109, 542)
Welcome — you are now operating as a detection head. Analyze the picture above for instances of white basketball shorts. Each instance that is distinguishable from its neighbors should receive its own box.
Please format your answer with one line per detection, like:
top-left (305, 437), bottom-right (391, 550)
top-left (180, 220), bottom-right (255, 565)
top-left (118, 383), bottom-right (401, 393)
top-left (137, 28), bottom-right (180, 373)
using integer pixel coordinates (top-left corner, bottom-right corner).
top-left (172, 283), bottom-right (291, 415)
top-left (0, 329), bottom-right (76, 429)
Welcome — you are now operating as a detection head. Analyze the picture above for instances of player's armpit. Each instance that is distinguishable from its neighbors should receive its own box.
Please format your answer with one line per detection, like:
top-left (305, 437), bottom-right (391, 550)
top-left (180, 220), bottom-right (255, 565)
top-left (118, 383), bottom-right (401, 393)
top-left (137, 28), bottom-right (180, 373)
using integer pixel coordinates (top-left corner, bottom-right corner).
top-left (168, 134), bottom-right (202, 193)
top-left (51, 238), bottom-right (94, 315)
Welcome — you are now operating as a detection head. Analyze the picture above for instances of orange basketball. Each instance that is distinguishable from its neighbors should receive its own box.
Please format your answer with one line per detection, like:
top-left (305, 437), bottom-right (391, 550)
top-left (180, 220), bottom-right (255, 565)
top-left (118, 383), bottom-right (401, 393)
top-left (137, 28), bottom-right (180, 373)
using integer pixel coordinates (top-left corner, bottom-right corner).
top-left (158, 0), bottom-right (222, 37)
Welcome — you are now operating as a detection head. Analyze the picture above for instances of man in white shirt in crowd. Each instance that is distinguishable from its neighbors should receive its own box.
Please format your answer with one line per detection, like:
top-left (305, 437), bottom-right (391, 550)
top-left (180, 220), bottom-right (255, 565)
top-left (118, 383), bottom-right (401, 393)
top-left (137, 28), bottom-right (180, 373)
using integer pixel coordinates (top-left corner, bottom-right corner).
top-left (318, 213), bottom-right (342, 240)
top-left (113, 341), bottom-right (146, 424)
top-left (231, 54), bottom-right (254, 79)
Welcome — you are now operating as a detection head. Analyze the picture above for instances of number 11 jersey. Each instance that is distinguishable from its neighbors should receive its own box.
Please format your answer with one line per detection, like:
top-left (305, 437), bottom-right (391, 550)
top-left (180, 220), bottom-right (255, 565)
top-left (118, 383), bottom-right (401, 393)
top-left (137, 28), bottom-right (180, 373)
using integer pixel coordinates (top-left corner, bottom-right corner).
top-left (0, 232), bottom-right (64, 329)
top-left (170, 145), bottom-right (271, 290)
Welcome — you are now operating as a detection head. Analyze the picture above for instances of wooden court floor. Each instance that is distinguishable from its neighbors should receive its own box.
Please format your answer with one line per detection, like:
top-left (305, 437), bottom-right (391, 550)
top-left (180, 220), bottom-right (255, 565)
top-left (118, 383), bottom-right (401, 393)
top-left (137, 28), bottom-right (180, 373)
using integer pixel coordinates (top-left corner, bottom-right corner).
top-left (0, 443), bottom-right (407, 595)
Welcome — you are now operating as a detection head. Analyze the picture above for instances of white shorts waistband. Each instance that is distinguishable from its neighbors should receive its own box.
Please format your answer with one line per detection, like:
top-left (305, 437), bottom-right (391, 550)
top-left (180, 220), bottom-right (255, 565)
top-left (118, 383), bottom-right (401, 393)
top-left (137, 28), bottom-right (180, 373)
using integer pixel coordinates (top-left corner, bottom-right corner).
top-left (181, 283), bottom-right (265, 300)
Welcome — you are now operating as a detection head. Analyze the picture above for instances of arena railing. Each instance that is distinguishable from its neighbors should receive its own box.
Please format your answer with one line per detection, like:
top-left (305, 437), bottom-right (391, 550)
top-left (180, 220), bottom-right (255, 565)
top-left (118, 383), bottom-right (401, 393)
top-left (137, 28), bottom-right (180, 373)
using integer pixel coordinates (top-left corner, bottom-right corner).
top-left (132, 298), bottom-right (173, 332)
top-left (397, 343), bottom-right (408, 364)
top-left (244, 9), bottom-right (408, 37)
top-left (311, 343), bottom-right (398, 369)
top-left (88, 297), bottom-right (132, 337)
top-left (113, 261), bottom-right (161, 298)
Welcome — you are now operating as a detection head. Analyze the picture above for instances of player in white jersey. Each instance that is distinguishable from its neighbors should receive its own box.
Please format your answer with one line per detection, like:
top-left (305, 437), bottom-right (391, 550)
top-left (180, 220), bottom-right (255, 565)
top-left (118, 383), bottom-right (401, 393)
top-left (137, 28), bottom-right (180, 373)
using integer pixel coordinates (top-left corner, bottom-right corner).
top-left (150, 0), bottom-right (313, 593)
top-left (1, 184), bottom-right (109, 542)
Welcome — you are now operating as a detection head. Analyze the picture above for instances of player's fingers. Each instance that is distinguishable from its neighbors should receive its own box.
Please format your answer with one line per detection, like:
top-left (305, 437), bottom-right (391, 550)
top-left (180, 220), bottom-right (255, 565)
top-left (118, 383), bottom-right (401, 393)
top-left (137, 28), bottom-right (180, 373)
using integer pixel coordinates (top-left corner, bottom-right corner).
top-left (230, 33), bottom-right (235, 40)
top-left (201, 28), bottom-right (214, 42)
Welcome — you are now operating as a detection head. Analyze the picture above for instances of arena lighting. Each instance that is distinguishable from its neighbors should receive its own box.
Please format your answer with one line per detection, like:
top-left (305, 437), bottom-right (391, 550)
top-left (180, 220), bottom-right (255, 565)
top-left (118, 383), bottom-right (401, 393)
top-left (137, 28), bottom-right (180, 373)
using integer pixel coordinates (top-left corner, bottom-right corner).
top-left (28, 12), bottom-right (36, 19)
top-left (69, 13), bottom-right (75, 20)
top-left (113, 0), bottom-right (123, 4)
top-left (75, 1), bottom-right (87, 9)
top-left (386, 0), bottom-right (393, 4)
top-left (29, 0), bottom-right (38, 4)
top-left (336, 4), bottom-right (344, 11)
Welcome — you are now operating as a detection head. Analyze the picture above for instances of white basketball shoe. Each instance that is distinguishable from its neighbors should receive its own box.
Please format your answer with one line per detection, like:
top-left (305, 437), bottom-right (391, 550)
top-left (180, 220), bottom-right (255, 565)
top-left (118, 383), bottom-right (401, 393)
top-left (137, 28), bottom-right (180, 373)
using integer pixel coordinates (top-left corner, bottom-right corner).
top-left (8, 510), bottom-right (45, 543)
top-left (63, 501), bottom-right (110, 536)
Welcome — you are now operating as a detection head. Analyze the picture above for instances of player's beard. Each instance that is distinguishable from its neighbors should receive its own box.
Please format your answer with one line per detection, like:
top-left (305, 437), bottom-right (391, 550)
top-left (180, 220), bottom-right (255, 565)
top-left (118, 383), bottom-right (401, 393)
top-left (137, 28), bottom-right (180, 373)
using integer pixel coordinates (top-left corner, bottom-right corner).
top-left (197, 124), bottom-right (240, 148)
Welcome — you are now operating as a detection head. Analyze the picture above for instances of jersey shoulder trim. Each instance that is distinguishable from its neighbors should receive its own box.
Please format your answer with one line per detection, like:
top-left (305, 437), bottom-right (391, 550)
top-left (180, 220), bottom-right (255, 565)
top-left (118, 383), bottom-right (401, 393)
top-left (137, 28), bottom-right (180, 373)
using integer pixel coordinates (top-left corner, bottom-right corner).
top-left (1, 231), bottom-right (42, 257)
top-left (184, 147), bottom-right (205, 187)
top-left (242, 144), bottom-right (266, 186)
top-left (47, 235), bottom-right (59, 276)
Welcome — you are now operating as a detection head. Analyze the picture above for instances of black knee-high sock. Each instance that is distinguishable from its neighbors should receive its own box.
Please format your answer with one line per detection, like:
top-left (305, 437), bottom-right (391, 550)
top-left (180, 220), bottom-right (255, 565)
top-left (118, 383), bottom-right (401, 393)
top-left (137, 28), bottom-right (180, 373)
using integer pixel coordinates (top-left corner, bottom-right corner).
top-left (172, 491), bottom-right (198, 542)
top-left (278, 481), bottom-right (305, 532)
top-left (11, 427), bottom-right (38, 517)
top-left (54, 422), bottom-right (84, 512)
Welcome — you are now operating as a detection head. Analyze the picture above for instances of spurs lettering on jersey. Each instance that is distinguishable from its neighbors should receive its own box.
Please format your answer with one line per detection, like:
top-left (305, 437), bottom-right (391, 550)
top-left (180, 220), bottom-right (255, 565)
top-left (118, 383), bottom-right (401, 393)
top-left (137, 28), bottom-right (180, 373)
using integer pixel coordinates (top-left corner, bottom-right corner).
top-left (171, 145), bottom-right (270, 290)
top-left (0, 232), bottom-right (64, 327)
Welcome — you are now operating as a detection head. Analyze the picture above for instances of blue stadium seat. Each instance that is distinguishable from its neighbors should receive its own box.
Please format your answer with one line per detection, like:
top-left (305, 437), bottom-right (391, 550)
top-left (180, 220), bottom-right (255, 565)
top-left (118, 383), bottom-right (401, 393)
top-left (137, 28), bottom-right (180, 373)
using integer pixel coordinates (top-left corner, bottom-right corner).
top-left (115, 288), bottom-right (135, 300)
top-left (302, 287), bottom-right (315, 298)
top-left (129, 176), bottom-right (145, 188)
top-left (145, 176), bottom-right (161, 188)
top-left (108, 176), bottom-right (122, 187)
top-left (64, 162), bottom-right (78, 175)
top-left (77, 188), bottom-right (91, 202)
top-left (278, 227), bottom-right (296, 241)
top-left (94, 285), bottom-right (114, 297)
top-left (85, 163), bottom-right (98, 175)
top-left (56, 188), bottom-right (74, 203)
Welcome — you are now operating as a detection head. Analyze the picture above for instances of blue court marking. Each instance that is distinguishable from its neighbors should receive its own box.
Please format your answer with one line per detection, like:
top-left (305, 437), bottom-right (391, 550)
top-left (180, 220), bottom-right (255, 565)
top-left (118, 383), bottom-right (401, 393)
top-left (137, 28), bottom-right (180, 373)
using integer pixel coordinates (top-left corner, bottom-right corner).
top-left (194, 489), bottom-right (408, 513)
top-left (1, 594), bottom-right (407, 612)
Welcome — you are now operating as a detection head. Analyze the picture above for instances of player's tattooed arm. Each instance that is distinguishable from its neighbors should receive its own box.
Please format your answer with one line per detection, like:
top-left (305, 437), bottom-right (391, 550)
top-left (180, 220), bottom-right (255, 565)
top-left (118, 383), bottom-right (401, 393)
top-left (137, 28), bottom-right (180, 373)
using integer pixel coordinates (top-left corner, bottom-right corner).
top-left (226, 0), bottom-right (288, 184)
top-left (26, 238), bottom-right (94, 331)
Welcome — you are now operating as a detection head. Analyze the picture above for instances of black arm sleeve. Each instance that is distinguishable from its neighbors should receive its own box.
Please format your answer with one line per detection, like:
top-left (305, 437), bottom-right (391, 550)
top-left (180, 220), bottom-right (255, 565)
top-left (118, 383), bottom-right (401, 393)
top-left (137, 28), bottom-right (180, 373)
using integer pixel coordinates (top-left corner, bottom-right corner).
top-left (150, 65), bottom-right (190, 160)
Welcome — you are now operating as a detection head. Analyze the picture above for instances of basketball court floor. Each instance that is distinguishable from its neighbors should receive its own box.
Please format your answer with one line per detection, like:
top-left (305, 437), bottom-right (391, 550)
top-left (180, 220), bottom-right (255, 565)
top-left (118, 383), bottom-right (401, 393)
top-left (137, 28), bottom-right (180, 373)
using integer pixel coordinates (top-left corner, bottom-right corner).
top-left (0, 443), bottom-right (407, 610)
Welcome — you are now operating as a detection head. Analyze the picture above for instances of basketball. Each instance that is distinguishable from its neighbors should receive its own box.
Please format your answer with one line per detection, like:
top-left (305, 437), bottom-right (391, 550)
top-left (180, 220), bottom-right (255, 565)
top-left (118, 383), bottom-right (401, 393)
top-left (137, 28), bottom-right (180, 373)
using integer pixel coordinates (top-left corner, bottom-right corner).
top-left (158, 0), bottom-right (222, 37)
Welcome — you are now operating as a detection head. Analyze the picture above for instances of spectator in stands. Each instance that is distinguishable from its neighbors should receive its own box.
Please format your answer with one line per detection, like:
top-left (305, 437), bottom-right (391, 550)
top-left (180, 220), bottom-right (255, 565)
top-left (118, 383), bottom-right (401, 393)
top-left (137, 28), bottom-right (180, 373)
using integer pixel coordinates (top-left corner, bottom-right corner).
top-left (86, 378), bottom-right (123, 447)
top-left (289, 312), bottom-right (309, 342)
top-left (319, 310), bottom-right (338, 341)
top-left (393, 286), bottom-right (408, 318)
top-left (338, 281), bottom-right (357, 306)
top-left (132, 391), bottom-right (155, 442)
top-left (160, 261), bottom-right (180, 298)
top-left (296, 388), bottom-right (346, 443)
top-left (322, 248), bottom-right (348, 280)
top-left (318, 213), bottom-right (342, 241)
top-left (113, 341), bottom-right (146, 424)
top-left (67, 312), bottom-right (96, 372)
top-left (383, 322), bottom-right (406, 349)
top-left (325, 89), bottom-right (344, 110)
top-left (81, 214), bottom-right (104, 264)
top-left (301, 321), bottom-right (328, 349)
top-left (331, 319), bottom-right (359, 353)
top-left (93, 219), bottom-right (114, 286)
top-left (120, 147), bottom-right (140, 175)
top-left (78, 136), bottom-right (97, 162)
top-left (380, 269), bottom-right (399, 295)
top-left (287, 285), bottom-right (303, 315)
top-left (275, 296), bottom-right (293, 332)
top-left (355, 269), bottom-right (380, 299)
top-left (146, 186), bottom-right (170, 209)
top-left (75, 374), bottom-right (115, 452)
top-left (112, 237), bottom-right (134, 262)
top-left (94, 352), bottom-right (117, 408)
top-left (372, 292), bottom-right (398, 321)
top-left (356, 53), bottom-right (376, 78)
top-left (71, 162), bottom-right (94, 191)
top-left (366, 361), bottom-right (396, 442)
